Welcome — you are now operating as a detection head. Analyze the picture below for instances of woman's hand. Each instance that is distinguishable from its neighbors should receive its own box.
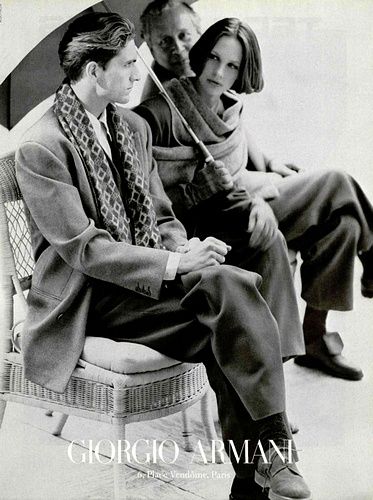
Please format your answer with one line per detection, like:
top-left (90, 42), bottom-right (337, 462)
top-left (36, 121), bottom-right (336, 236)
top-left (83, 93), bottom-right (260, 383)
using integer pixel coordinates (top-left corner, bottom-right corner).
top-left (248, 197), bottom-right (278, 251)
top-left (183, 160), bottom-right (234, 207)
top-left (267, 159), bottom-right (304, 177)
top-left (177, 236), bottom-right (231, 274)
top-left (209, 160), bottom-right (234, 190)
top-left (194, 160), bottom-right (234, 194)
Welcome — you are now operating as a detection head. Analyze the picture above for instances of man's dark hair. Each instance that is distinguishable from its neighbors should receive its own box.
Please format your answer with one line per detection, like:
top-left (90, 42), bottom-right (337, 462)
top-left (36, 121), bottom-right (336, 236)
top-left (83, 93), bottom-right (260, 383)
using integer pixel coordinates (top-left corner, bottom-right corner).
top-left (59, 12), bottom-right (135, 82)
top-left (140, 0), bottom-right (201, 43)
top-left (189, 17), bottom-right (264, 94)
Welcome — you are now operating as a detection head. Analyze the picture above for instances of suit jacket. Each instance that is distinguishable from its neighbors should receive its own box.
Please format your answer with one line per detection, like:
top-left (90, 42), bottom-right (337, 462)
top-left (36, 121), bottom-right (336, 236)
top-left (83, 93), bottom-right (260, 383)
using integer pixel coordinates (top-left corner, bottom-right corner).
top-left (15, 106), bottom-right (188, 393)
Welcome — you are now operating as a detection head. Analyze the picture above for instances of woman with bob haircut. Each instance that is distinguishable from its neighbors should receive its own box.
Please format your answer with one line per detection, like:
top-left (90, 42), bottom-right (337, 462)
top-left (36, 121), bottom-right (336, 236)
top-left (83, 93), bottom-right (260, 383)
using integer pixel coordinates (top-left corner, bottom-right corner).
top-left (136, 18), bottom-right (373, 488)
top-left (188, 17), bottom-right (264, 94)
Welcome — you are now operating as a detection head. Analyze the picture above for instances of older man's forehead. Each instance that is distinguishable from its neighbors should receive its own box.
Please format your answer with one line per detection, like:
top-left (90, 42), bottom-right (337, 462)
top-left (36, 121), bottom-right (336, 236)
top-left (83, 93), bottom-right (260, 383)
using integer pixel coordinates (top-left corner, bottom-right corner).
top-left (150, 7), bottom-right (197, 37)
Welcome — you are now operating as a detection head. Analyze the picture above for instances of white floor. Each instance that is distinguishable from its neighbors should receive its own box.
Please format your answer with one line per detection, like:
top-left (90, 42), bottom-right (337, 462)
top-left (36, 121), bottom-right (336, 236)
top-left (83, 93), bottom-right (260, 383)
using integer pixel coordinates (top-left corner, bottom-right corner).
top-left (0, 269), bottom-right (372, 500)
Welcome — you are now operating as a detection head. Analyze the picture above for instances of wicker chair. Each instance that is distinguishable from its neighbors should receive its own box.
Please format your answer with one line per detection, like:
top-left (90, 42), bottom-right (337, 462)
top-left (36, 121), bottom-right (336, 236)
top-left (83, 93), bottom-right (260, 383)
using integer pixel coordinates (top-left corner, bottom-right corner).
top-left (0, 152), bottom-right (219, 497)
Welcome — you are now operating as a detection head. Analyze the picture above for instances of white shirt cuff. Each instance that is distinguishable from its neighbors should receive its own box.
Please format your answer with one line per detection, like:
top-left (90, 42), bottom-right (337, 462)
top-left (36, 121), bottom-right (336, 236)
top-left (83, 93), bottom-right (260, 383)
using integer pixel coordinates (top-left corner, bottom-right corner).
top-left (164, 252), bottom-right (181, 281)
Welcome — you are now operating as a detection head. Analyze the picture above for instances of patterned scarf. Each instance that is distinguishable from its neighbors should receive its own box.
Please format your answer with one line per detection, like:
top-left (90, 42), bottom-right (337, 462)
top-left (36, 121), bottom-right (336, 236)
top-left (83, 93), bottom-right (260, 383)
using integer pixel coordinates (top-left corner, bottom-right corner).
top-left (53, 82), bottom-right (161, 248)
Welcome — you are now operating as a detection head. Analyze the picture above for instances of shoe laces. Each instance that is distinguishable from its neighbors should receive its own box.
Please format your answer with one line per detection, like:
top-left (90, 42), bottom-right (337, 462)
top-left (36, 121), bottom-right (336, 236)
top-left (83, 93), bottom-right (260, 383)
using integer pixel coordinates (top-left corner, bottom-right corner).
top-left (260, 447), bottom-right (299, 491)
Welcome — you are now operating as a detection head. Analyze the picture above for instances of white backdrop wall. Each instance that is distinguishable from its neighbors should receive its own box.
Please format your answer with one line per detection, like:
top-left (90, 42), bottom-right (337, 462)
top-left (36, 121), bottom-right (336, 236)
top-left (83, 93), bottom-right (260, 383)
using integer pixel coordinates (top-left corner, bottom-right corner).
top-left (1, 0), bottom-right (372, 202)
top-left (194, 0), bottom-right (373, 198)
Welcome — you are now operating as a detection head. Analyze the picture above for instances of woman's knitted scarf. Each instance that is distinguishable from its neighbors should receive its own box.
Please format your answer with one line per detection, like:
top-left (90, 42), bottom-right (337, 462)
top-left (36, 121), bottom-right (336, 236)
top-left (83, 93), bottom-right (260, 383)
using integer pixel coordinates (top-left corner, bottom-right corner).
top-left (53, 82), bottom-right (161, 248)
top-left (153, 77), bottom-right (249, 182)
top-left (165, 77), bottom-right (243, 143)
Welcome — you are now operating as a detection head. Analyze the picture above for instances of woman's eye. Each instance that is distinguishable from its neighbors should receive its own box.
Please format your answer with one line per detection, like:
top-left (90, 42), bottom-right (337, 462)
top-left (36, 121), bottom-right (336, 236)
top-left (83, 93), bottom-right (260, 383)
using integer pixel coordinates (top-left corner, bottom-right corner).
top-left (208, 53), bottom-right (219, 61)
top-left (229, 63), bottom-right (239, 70)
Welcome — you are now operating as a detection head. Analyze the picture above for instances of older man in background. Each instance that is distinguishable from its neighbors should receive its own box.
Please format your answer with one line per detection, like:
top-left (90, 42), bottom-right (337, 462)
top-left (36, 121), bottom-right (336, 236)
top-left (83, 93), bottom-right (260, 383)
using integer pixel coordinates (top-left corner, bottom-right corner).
top-left (140, 0), bottom-right (201, 99)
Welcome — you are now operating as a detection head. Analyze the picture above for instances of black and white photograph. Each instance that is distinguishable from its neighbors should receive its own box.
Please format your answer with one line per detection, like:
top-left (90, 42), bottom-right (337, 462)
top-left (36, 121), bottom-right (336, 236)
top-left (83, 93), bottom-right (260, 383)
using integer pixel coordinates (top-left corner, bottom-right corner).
top-left (0, 1), bottom-right (372, 499)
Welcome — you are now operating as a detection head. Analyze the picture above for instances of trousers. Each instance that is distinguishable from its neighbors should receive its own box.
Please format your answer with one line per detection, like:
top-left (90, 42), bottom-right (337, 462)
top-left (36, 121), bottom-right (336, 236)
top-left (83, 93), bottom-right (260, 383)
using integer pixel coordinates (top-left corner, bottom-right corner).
top-left (89, 264), bottom-right (287, 420)
top-left (189, 190), bottom-right (305, 359)
top-left (88, 264), bottom-right (292, 477)
top-left (269, 169), bottom-right (373, 310)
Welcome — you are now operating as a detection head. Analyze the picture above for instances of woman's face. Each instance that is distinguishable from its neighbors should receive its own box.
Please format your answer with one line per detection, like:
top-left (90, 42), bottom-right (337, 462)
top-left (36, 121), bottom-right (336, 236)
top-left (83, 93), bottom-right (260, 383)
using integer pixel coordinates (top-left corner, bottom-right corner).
top-left (196, 35), bottom-right (242, 101)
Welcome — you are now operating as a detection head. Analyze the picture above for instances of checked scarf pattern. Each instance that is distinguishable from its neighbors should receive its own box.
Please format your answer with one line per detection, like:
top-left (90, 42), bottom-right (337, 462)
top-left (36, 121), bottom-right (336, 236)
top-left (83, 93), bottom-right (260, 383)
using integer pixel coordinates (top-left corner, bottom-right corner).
top-left (53, 82), bottom-right (161, 248)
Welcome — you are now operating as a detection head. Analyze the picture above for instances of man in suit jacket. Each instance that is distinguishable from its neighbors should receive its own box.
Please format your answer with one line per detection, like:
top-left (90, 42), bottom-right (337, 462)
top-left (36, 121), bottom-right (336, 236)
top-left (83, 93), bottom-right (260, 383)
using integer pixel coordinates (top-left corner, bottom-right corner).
top-left (15, 13), bottom-right (311, 500)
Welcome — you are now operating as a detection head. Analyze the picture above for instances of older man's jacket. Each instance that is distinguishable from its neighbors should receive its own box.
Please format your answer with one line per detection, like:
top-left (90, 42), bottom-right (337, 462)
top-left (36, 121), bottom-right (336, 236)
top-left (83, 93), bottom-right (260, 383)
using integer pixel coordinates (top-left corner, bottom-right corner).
top-left (16, 107), bottom-right (188, 393)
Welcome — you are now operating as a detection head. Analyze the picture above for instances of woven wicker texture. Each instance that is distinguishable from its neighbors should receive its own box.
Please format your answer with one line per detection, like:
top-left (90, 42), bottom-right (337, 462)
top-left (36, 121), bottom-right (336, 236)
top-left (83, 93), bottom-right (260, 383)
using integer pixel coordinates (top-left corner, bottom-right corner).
top-left (4, 357), bottom-right (208, 420)
top-left (5, 200), bottom-right (34, 286)
top-left (0, 151), bottom-right (216, 461)
top-left (0, 153), bottom-right (34, 289)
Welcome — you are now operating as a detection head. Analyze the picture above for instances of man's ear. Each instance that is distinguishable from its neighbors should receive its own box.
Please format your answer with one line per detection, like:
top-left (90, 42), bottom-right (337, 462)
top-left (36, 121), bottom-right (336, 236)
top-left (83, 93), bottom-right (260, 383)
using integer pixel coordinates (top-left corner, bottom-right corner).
top-left (85, 61), bottom-right (100, 80)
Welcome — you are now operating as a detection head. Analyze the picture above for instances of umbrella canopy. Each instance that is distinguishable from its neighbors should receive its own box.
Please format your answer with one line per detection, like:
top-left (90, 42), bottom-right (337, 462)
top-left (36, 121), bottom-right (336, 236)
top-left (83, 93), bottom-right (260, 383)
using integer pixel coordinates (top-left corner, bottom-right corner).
top-left (0, 0), bottom-right (103, 86)
top-left (0, 0), bottom-right (195, 129)
top-left (0, 0), bottom-right (107, 129)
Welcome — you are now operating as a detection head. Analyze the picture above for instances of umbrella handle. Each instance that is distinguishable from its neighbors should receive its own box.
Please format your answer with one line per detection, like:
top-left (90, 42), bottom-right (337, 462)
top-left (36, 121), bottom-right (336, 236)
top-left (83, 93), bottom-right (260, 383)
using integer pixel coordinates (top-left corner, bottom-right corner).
top-left (136, 48), bottom-right (214, 165)
top-left (194, 139), bottom-right (214, 164)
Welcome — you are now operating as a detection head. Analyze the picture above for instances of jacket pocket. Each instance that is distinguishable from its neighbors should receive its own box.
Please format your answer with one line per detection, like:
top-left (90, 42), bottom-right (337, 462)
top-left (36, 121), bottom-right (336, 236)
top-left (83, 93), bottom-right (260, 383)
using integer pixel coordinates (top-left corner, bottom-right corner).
top-left (32, 246), bottom-right (73, 298)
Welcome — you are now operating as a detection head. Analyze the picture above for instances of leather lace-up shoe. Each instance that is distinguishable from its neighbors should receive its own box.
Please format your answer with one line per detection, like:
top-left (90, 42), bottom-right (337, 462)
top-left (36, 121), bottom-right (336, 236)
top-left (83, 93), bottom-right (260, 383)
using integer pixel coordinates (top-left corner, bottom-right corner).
top-left (294, 332), bottom-right (363, 381)
top-left (255, 449), bottom-right (312, 500)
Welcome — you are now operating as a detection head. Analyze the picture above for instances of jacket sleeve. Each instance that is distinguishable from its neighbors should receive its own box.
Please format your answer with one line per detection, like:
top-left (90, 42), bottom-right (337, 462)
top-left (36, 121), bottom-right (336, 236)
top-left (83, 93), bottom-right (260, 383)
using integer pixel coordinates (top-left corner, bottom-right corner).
top-left (15, 139), bottom-right (181, 300)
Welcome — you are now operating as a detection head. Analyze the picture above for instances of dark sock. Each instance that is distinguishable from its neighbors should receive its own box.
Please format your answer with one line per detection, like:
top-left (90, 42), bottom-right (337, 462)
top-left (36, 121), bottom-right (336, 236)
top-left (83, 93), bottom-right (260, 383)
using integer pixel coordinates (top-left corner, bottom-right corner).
top-left (302, 305), bottom-right (328, 345)
top-left (230, 475), bottom-right (267, 499)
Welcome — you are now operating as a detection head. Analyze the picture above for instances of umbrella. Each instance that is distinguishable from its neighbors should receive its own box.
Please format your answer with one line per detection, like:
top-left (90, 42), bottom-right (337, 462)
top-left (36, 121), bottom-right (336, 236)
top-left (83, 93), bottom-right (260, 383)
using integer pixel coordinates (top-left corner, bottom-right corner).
top-left (0, 0), bottom-right (196, 130)
top-left (0, 0), bottom-right (104, 129)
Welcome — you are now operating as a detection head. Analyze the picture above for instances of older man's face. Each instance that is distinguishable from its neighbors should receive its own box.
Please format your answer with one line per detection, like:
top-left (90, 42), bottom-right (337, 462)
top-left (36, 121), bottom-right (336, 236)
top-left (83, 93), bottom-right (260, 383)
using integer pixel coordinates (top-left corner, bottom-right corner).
top-left (148, 6), bottom-right (200, 77)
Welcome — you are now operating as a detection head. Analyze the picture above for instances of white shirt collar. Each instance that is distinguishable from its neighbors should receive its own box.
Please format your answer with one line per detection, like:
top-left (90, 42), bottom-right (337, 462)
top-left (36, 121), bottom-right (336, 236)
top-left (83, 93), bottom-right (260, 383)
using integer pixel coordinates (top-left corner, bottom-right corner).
top-left (86, 108), bottom-right (112, 160)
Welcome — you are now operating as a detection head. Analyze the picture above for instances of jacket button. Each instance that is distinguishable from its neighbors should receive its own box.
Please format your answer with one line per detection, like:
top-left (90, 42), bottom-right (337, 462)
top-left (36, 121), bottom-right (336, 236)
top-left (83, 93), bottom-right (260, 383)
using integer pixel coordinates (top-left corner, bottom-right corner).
top-left (57, 313), bottom-right (64, 321)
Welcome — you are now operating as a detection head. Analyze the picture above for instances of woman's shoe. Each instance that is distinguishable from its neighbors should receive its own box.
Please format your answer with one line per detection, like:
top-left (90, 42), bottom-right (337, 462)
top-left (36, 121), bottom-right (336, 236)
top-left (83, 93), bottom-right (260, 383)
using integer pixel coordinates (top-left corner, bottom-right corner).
top-left (359, 250), bottom-right (373, 297)
top-left (295, 332), bottom-right (363, 381)
top-left (361, 275), bottom-right (373, 298)
top-left (289, 421), bottom-right (299, 435)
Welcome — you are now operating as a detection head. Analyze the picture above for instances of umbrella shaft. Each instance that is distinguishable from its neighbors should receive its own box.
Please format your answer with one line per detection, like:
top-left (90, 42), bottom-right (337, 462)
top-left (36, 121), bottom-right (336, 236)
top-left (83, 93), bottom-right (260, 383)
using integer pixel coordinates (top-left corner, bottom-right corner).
top-left (136, 49), bottom-right (214, 165)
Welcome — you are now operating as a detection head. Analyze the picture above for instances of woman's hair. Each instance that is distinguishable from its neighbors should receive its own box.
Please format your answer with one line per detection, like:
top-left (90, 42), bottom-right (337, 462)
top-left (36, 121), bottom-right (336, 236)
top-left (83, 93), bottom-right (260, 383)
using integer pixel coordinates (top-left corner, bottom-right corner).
top-left (59, 13), bottom-right (135, 82)
top-left (189, 17), bottom-right (263, 94)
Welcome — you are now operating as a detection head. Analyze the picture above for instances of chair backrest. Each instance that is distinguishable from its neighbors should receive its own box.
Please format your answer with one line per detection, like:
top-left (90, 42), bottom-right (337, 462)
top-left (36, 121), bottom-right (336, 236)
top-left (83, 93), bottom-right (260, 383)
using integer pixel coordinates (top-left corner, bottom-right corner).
top-left (0, 152), bottom-right (34, 293)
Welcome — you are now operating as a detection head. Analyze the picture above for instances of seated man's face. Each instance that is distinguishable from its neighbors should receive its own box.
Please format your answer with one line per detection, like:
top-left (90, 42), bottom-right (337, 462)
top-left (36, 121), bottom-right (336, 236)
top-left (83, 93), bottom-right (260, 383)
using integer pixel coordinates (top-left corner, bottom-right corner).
top-left (148, 6), bottom-right (200, 77)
